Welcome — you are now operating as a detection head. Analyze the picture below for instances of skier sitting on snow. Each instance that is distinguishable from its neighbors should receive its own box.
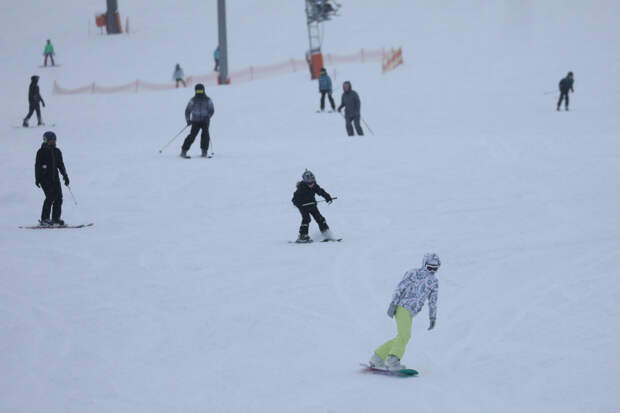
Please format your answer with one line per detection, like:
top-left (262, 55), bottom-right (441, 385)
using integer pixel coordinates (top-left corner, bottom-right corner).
top-left (370, 253), bottom-right (440, 371)
top-left (291, 169), bottom-right (333, 243)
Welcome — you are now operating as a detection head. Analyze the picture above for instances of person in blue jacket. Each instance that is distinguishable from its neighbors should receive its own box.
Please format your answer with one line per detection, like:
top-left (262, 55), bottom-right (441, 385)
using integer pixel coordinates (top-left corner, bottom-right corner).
top-left (318, 68), bottom-right (336, 112)
top-left (214, 46), bottom-right (220, 72)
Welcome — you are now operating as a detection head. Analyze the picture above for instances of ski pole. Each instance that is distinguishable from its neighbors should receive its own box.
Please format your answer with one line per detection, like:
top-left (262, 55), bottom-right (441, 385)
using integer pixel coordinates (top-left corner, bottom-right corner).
top-left (67, 185), bottom-right (78, 206)
top-left (209, 135), bottom-right (215, 157)
top-left (361, 116), bottom-right (375, 136)
top-left (158, 124), bottom-right (190, 154)
top-left (301, 197), bottom-right (338, 207)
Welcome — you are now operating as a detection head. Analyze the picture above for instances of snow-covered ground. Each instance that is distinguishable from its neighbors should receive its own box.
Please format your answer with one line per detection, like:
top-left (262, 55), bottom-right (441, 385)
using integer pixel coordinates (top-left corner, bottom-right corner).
top-left (1, 1), bottom-right (619, 412)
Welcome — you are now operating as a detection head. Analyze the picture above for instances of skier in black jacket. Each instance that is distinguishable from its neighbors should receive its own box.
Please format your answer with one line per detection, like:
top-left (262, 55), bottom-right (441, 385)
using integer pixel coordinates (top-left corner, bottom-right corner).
top-left (292, 169), bottom-right (334, 243)
top-left (557, 72), bottom-right (574, 111)
top-left (337, 81), bottom-right (363, 136)
top-left (23, 75), bottom-right (46, 127)
top-left (35, 131), bottom-right (70, 225)
top-left (181, 83), bottom-right (215, 158)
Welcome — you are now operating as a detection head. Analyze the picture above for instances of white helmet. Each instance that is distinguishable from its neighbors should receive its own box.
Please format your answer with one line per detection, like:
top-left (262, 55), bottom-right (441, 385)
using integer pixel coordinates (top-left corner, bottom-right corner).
top-left (302, 169), bottom-right (315, 184)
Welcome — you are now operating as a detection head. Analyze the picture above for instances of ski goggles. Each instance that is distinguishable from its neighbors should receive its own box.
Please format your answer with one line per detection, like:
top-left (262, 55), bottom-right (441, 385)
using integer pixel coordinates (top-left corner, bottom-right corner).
top-left (426, 265), bottom-right (439, 272)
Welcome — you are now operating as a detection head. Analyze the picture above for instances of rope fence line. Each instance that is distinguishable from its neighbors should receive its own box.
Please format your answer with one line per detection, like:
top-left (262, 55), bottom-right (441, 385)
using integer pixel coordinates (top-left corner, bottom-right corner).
top-left (53, 48), bottom-right (391, 95)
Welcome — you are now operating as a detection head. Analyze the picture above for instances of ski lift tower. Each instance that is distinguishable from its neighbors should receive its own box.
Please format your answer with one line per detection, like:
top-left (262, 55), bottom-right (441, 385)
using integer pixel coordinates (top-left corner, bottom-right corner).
top-left (305, 0), bottom-right (325, 80)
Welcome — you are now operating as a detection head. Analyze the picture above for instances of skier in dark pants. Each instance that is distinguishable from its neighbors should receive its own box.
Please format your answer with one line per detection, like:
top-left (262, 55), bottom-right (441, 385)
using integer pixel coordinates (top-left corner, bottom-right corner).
top-left (557, 72), bottom-right (574, 111)
top-left (318, 68), bottom-right (336, 112)
top-left (35, 131), bottom-right (70, 226)
top-left (337, 81), bottom-right (363, 136)
top-left (292, 169), bottom-right (334, 243)
top-left (181, 83), bottom-right (215, 158)
top-left (23, 75), bottom-right (45, 127)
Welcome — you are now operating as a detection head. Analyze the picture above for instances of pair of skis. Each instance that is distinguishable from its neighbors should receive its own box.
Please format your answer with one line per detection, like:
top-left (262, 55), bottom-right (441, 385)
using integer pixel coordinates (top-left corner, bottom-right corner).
top-left (19, 223), bottom-right (94, 230)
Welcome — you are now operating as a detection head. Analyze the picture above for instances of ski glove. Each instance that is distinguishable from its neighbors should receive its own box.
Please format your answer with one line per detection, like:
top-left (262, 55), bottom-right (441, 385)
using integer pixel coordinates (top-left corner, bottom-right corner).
top-left (63, 176), bottom-right (70, 186)
top-left (186, 119), bottom-right (191, 125)
top-left (428, 319), bottom-right (436, 331)
top-left (35, 181), bottom-right (40, 188)
top-left (325, 195), bottom-right (333, 204)
top-left (387, 302), bottom-right (396, 318)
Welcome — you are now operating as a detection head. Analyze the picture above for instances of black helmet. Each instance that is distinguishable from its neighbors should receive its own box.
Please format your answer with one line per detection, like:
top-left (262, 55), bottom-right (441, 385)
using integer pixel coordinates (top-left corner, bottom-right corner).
top-left (31, 75), bottom-right (39, 81)
top-left (43, 131), bottom-right (56, 141)
top-left (195, 83), bottom-right (205, 93)
top-left (302, 169), bottom-right (315, 184)
top-left (343, 81), bottom-right (351, 89)
top-left (568, 71), bottom-right (574, 77)
top-left (320, 67), bottom-right (327, 73)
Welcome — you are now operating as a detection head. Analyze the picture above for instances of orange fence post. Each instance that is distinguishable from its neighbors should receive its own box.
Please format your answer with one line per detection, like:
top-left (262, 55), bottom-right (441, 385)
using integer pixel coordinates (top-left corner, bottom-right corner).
top-left (310, 52), bottom-right (324, 79)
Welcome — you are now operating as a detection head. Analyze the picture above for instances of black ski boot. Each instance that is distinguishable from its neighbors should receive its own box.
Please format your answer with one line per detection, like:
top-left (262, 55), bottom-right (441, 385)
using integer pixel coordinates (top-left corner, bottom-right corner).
top-left (52, 219), bottom-right (65, 226)
top-left (39, 218), bottom-right (53, 226)
top-left (180, 150), bottom-right (190, 159)
top-left (296, 234), bottom-right (312, 243)
top-left (23, 119), bottom-right (28, 127)
top-left (201, 149), bottom-right (208, 157)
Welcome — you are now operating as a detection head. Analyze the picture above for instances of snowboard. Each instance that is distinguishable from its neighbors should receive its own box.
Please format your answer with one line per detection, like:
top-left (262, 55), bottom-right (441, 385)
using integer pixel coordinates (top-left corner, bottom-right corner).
top-left (360, 363), bottom-right (418, 377)
top-left (19, 223), bottom-right (94, 230)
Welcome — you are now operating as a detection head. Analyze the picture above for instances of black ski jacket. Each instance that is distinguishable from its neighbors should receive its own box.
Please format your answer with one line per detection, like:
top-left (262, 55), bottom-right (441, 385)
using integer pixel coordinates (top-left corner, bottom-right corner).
top-left (35, 144), bottom-right (68, 184)
top-left (559, 76), bottom-right (574, 93)
top-left (292, 181), bottom-right (332, 208)
top-left (28, 81), bottom-right (45, 106)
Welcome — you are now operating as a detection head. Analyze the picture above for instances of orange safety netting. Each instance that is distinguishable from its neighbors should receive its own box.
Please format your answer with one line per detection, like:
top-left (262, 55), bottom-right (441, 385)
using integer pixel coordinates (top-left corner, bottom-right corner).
top-left (53, 48), bottom-right (388, 95)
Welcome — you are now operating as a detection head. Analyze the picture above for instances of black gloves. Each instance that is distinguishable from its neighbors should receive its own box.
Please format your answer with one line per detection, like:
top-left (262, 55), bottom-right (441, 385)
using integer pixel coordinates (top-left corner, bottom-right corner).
top-left (186, 119), bottom-right (191, 126)
top-left (63, 176), bottom-right (70, 186)
top-left (428, 319), bottom-right (436, 331)
top-left (35, 181), bottom-right (40, 188)
top-left (337, 107), bottom-right (342, 112)
top-left (325, 194), bottom-right (333, 204)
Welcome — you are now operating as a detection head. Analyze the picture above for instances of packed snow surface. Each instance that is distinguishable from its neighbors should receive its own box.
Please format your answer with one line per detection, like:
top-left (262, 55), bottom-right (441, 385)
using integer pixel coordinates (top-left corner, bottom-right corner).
top-left (1, 1), bottom-right (619, 412)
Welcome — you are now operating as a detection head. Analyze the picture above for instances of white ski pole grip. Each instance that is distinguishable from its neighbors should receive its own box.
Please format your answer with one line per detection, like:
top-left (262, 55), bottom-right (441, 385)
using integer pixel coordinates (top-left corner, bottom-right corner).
top-left (301, 197), bottom-right (338, 207)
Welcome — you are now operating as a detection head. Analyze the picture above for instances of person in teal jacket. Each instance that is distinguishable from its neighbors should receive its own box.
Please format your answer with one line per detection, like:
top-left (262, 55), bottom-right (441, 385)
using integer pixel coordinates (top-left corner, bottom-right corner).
top-left (214, 46), bottom-right (220, 72)
top-left (43, 39), bottom-right (55, 67)
top-left (318, 68), bottom-right (336, 112)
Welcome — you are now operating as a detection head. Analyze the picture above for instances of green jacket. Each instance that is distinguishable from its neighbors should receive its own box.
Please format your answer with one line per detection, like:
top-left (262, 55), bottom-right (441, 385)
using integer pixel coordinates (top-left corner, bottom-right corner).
top-left (44, 43), bottom-right (54, 55)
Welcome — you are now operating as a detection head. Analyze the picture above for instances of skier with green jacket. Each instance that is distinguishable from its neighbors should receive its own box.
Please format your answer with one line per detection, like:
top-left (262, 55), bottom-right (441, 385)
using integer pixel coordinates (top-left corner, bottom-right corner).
top-left (43, 39), bottom-right (55, 67)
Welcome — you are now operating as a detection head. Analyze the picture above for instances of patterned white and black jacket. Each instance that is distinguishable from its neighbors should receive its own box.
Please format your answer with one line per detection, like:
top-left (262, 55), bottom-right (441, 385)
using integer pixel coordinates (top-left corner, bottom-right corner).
top-left (391, 255), bottom-right (439, 320)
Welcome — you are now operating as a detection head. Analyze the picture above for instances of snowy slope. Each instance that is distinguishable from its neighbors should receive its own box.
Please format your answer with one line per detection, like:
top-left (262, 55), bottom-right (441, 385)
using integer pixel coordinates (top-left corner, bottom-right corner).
top-left (1, 1), bottom-right (620, 413)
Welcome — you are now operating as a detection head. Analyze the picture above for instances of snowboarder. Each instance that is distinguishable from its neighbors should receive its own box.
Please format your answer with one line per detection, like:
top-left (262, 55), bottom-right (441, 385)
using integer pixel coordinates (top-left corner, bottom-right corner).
top-left (181, 83), bottom-right (215, 158)
top-left (557, 71), bottom-right (574, 111)
top-left (43, 39), bottom-right (55, 67)
top-left (23, 75), bottom-right (45, 127)
top-left (214, 46), bottom-right (220, 72)
top-left (35, 131), bottom-right (70, 226)
top-left (369, 253), bottom-right (441, 371)
top-left (291, 169), bottom-right (334, 243)
top-left (337, 81), bottom-right (363, 136)
top-left (318, 68), bottom-right (336, 112)
top-left (173, 63), bottom-right (186, 88)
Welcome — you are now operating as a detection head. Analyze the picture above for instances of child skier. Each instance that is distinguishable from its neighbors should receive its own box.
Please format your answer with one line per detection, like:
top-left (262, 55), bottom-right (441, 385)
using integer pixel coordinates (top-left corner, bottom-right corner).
top-left (291, 169), bottom-right (334, 243)
top-left (369, 253), bottom-right (441, 370)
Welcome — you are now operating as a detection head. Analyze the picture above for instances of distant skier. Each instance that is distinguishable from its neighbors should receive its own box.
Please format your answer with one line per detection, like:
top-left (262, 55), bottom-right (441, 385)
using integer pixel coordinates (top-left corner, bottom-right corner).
top-left (35, 131), bottom-right (70, 226)
top-left (369, 253), bottom-right (441, 371)
top-left (214, 46), bottom-right (220, 72)
top-left (557, 71), bottom-right (574, 111)
top-left (43, 39), bottom-right (55, 67)
top-left (291, 169), bottom-right (334, 243)
top-left (181, 83), bottom-right (215, 158)
top-left (318, 68), bottom-right (336, 112)
top-left (337, 81), bottom-right (363, 136)
top-left (23, 75), bottom-right (45, 127)
top-left (173, 63), bottom-right (186, 88)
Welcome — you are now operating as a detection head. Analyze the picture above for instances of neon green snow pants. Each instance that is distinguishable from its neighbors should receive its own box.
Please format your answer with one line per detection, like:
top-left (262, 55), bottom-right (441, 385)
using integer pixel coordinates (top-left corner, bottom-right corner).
top-left (375, 305), bottom-right (413, 360)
